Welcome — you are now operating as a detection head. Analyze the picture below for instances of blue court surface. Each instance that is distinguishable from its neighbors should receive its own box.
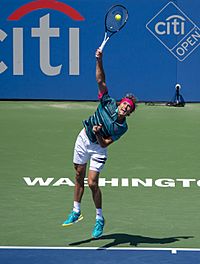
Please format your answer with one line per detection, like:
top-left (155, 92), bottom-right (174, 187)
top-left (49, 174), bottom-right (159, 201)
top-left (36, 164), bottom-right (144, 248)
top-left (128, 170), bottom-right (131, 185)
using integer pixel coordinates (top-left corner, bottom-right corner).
top-left (1, 247), bottom-right (200, 264)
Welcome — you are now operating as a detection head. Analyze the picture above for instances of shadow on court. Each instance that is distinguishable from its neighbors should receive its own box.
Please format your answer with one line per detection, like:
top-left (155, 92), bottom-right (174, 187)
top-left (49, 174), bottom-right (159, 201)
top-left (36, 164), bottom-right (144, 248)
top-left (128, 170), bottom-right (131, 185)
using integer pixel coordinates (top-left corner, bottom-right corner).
top-left (69, 234), bottom-right (193, 249)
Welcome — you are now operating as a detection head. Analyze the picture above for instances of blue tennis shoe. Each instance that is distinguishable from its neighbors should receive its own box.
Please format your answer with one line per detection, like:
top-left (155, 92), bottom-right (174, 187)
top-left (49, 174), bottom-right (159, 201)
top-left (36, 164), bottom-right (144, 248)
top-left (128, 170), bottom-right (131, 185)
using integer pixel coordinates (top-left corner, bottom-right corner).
top-left (92, 217), bottom-right (105, 238)
top-left (62, 211), bottom-right (83, 226)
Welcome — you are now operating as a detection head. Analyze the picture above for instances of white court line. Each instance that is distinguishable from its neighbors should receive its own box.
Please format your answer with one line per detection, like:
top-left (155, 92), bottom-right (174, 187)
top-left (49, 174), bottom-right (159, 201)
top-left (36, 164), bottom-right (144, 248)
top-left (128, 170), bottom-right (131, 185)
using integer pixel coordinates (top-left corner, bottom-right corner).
top-left (0, 246), bottom-right (200, 254)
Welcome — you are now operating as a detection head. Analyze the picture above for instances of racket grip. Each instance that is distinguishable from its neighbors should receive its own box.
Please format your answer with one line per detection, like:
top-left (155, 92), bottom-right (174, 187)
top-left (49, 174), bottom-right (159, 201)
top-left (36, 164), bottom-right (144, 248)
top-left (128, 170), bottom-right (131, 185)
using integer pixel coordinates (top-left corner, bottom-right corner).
top-left (99, 37), bottom-right (109, 51)
top-left (99, 42), bottom-right (106, 51)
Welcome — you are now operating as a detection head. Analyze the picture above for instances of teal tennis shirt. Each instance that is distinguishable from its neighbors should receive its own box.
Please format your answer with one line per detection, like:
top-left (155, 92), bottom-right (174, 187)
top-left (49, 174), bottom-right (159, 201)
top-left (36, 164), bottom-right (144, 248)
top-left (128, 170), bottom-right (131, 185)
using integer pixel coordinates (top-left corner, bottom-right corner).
top-left (83, 93), bottom-right (128, 143)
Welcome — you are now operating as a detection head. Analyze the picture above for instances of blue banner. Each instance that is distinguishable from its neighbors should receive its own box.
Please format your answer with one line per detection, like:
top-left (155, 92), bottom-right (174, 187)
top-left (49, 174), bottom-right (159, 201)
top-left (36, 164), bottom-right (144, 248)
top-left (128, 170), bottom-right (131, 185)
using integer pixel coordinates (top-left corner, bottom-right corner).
top-left (0, 0), bottom-right (199, 101)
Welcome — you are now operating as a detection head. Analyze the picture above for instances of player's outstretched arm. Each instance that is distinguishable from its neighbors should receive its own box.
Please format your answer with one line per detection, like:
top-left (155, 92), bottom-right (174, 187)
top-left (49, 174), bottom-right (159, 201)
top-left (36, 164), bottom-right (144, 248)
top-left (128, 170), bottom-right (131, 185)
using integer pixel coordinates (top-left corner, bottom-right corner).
top-left (95, 49), bottom-right (108, 97)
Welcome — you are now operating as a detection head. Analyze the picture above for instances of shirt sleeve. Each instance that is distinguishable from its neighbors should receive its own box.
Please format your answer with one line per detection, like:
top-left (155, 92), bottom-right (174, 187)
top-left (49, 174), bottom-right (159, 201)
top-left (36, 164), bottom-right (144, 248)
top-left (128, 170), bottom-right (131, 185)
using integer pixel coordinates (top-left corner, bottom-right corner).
top-left (98, 88), bottom-right (108, 100)
top-left (99, 91), bottom-right (112, 106)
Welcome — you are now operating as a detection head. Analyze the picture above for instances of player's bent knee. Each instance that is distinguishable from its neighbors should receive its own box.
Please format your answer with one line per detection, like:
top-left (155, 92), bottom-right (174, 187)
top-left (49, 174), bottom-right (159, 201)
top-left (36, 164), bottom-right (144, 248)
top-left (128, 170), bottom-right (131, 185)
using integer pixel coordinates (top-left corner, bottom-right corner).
top-left (88, 180), bottom-right (99, 191)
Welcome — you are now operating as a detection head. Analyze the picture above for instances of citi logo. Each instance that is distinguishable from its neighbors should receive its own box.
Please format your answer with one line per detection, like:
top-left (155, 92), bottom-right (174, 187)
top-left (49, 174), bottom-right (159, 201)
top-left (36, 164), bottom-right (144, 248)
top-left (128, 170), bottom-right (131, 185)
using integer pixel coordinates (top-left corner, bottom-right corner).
top-left (146, 2), bottom-right (200, 61)
top-left (7, 0), bottom-right (84, 21)
top-left (155, 15), bottom-right (185, 35)
top-left (0, 0), bottom-right (85, 76)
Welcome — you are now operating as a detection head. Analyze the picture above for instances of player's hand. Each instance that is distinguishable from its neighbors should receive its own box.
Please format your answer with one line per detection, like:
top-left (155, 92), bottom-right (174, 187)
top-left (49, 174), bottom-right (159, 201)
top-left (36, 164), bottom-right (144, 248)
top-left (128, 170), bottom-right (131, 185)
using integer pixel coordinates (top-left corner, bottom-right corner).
top-left (93, 124), bottom-right (102, 134)
top-left (95, 49), bottom-right (103, 60)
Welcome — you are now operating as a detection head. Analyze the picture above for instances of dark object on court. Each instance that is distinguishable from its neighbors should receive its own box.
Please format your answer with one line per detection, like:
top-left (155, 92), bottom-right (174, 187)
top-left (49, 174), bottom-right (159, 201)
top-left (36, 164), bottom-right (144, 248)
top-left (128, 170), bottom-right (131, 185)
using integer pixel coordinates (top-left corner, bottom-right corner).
top-left (166, 84), bottom-right (185, 107)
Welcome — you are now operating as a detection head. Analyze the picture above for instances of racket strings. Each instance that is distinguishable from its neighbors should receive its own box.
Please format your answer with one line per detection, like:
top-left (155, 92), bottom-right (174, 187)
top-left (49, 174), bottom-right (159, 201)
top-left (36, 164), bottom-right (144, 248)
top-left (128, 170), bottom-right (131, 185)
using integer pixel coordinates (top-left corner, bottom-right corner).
top-left (105, 6), bottom-right (128, 32)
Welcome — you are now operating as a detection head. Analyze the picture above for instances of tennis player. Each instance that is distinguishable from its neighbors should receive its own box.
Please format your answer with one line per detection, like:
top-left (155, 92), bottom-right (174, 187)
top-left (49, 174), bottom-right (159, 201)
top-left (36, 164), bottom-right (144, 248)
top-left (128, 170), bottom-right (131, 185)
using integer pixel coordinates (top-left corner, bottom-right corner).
top-left (62, 48), bottom-right (136, 239)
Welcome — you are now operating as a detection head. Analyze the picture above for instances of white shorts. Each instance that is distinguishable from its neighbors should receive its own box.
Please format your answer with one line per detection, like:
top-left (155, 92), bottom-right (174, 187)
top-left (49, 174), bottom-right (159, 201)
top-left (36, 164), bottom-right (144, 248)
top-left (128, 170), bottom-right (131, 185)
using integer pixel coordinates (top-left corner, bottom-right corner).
top-left (73, 128), bottom-right (108, 172)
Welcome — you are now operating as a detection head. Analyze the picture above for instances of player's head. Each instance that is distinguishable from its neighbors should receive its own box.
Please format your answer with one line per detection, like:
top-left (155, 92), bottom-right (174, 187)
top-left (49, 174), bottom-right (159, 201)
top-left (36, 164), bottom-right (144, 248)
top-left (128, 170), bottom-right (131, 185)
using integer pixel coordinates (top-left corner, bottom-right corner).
top-left (118, 93), bottom-right (136, 117)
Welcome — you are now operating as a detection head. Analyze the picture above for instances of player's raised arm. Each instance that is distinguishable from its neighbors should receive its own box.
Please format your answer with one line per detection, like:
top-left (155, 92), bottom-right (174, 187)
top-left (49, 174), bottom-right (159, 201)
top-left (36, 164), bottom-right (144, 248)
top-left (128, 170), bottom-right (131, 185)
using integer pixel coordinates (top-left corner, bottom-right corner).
top-left (95, 49), bottom-right (108, 99)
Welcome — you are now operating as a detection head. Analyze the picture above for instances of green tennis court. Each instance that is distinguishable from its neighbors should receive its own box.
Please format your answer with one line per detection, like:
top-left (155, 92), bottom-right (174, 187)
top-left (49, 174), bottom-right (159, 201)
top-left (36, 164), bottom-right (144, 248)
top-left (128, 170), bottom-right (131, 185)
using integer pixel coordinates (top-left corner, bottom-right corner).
top-left (0, 101), bottom-right (200, 248)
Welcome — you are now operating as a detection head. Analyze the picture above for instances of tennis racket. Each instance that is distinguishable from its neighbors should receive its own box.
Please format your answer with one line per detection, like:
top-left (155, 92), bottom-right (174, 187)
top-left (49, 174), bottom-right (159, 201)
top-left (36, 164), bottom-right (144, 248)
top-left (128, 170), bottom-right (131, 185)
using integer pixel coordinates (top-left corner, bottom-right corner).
top-left (99, 5), bottom-right (128, 51)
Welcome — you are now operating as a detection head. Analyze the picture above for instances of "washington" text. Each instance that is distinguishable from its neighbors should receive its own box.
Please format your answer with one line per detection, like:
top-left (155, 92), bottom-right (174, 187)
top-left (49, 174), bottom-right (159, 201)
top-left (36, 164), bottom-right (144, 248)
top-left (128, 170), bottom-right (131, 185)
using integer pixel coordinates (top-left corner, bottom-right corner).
top-left (23, 177), bottom-right (200, 188)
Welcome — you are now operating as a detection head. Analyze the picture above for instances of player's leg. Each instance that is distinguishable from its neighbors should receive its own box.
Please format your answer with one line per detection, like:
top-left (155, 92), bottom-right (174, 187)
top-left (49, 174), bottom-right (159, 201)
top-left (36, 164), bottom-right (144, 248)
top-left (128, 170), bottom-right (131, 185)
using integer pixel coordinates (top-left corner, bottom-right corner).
top-left (62, 129), bottom-right (89, 227)
top-left (62, 163), bottom-right (86, 227)
top-left (88, 169), bottom-right (105, 238)
top-left (88, 169), bottom-right (102, 210)
top-left (74, 163), bottom-right (87, 204)
top-left (88, 145), bottom-right (107, 238)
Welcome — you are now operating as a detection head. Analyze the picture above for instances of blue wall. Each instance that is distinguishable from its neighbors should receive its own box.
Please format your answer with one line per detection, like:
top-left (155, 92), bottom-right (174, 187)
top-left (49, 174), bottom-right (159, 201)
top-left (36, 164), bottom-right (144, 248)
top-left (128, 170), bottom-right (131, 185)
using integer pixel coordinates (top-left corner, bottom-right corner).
top-left (0, 0), bottom-right (199, 101)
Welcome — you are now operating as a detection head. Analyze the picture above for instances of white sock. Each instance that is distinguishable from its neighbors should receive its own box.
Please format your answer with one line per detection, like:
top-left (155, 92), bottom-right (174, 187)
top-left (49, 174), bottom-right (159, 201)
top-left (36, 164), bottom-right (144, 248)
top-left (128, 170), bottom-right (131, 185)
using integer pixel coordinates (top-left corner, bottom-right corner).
top-left (96, 208), bottom-right (103, 220)
top-left (73, 201), bottom-right (81, 213)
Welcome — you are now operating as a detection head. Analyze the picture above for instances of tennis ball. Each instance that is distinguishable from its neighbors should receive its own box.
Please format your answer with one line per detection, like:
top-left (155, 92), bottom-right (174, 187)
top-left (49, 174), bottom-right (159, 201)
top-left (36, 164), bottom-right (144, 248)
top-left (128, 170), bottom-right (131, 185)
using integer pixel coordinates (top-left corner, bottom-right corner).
top-left (115, 14), bottom-right (121, 21)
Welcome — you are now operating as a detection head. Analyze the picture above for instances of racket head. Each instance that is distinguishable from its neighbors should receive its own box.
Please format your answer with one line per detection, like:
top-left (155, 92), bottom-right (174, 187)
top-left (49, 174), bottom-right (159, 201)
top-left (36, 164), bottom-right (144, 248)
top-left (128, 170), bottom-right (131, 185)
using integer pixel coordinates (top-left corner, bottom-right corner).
top-left (105, 5), bottom-right (128, 33)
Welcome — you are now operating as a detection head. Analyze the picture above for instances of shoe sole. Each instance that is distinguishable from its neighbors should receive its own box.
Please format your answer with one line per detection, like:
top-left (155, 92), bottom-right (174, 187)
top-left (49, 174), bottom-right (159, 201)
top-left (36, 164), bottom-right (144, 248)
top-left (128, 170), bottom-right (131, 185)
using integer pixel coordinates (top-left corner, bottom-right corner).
top-left (92, 233), bottom-right (103, 239)
top-left (62, 215), bottom-right (83, 227)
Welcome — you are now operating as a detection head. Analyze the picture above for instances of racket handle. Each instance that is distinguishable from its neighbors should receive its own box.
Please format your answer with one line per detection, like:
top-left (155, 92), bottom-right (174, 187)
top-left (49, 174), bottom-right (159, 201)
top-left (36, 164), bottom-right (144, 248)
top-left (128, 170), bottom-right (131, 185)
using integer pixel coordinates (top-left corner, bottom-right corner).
top-left (99, 41), bottom-right (106, 51)
top-left (99, 37), bottom-right (109, 51)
